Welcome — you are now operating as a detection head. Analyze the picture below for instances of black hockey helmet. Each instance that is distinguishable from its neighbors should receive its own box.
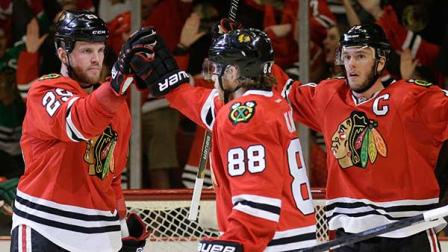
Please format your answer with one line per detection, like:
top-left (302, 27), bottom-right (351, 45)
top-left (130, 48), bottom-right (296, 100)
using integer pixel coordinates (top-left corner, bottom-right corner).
top-left (55, 10), bottom-right (109, 53)
top-left (339, 23), bottom-right (390, 62)
top-left (207, 28), bottom-right (274, 78)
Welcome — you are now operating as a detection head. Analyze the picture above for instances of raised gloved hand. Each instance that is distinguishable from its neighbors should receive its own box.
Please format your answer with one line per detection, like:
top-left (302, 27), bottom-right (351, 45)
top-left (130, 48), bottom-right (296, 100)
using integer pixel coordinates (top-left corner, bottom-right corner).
top-left (120, 213), bottom-right (150, 252)
top-left (198, 239), bottom-right (244, 252)
top-left (130, 34), bottom-right (189, 97)
top-left (110, 27), bottom-right (157, 96)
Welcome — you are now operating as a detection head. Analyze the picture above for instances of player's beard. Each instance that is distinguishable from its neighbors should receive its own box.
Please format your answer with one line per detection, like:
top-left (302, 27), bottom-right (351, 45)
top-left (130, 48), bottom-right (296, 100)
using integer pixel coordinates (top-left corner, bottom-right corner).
top-left (71, 64), bottom-right (101, 86)
top-left (348, 64), bottom-right (377, 94)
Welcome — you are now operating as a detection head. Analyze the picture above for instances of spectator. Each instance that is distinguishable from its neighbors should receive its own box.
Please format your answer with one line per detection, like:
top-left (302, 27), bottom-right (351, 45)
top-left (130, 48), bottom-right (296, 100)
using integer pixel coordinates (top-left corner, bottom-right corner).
top-left (139, 0), bottom-right (192, 188)
top-left (0, 67), bottom-right (24, 179)
top-left (354, 0), bottom-right (444, 85)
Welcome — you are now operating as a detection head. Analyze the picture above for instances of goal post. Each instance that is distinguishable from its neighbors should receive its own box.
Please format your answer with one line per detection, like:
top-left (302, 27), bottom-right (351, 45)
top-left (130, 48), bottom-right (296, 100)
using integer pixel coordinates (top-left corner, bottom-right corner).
top-left (124, 188), bottom-right (328, 252)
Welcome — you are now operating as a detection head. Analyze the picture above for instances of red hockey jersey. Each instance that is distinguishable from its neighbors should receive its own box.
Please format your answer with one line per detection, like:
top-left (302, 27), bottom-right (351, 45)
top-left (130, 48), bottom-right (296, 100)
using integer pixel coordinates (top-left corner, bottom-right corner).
top-left (282, 75), bottom-right (448, 237)
top-left (12, 75), bottom-right (131, 252)
top-left (167, 85), bottom-right (317, 251)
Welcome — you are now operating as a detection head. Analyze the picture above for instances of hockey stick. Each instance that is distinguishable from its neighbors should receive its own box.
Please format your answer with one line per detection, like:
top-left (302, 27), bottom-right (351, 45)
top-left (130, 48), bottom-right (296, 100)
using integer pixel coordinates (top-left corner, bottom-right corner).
top-left (187, 0), bottom-right (241, 221)
top-left (297, 204), bottom-right (448, 252)
top-left (188, 130), bottom-right (212, 220)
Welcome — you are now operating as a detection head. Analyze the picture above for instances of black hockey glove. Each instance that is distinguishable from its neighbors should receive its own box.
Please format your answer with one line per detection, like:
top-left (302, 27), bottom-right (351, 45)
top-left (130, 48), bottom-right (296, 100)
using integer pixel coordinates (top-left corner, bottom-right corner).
top-left (120, 213), bottom-right (150, 252)
top-left (130, 34), bottom-right (190, 97)
top-left (110, 27), bottom-right (157, 96)
top-left (198, 239), bottom-right (243, 252)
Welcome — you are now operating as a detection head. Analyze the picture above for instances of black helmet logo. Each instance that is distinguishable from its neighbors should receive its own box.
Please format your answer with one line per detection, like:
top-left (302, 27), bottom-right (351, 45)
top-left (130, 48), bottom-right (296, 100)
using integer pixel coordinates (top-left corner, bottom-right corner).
top-left (237, 33), bottom-right (251, 43)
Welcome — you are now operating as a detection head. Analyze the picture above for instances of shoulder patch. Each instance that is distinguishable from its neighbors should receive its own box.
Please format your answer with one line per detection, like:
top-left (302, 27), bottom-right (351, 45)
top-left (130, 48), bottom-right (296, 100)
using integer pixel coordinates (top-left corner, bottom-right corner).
top-left (39, 73), bottom-right (61, 80)
top-left (229, 101), bottom-right (256, 125)
top-left (407, 79), bottom-right (432, 87)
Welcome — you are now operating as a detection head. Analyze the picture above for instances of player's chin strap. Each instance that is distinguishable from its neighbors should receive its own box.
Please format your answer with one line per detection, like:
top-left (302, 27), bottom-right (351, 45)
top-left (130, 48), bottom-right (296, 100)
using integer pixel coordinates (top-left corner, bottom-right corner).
top-left (218, 65), bottom-right (241, 104)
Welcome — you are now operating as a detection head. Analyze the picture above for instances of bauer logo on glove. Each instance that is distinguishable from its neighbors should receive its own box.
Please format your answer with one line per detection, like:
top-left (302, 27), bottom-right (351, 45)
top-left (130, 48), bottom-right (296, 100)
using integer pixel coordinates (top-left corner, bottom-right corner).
top-left (158, 70), bottom-right (189, 92)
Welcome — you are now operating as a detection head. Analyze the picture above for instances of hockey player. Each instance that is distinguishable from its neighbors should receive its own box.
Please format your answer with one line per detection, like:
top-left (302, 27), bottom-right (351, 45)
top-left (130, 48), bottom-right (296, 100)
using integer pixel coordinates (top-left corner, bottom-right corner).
top-left (10, 10), bottom-right (151, 252)
top-left (131, 28), bottom-right (317, 251)
top-left (275, 23), bottom-right (448, 251)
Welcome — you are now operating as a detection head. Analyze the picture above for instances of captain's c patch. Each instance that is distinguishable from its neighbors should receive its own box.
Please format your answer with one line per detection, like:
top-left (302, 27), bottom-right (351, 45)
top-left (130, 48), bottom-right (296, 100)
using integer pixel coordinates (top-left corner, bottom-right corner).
top-left (229, 101), bottom-right (256, 125)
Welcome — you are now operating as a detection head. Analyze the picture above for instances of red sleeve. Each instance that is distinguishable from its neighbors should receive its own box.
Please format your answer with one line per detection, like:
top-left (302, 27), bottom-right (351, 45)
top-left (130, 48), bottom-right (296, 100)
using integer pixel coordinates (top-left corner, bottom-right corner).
top-left (377, 5), bottom-right (440, 67)
top-left (16, 51), bottom-right (40, 100)
top-left (272, 64), bottom-right (326, 131)
top-left (166, 84), bottom-right (222, 130)
top-left (26, 77), bottom-right (127, 142)
top-left (408, 84), bottom-right (448, 139)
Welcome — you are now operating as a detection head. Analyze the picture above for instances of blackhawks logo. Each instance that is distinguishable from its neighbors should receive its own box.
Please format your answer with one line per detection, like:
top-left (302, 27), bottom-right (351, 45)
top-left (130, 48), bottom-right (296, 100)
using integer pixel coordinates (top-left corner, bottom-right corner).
top-left (84, 125), bottom-right (118, 179)
top-left (229, 101), bottom-right (256, 125)
top-left (331, 111), bottom-right (387, 169)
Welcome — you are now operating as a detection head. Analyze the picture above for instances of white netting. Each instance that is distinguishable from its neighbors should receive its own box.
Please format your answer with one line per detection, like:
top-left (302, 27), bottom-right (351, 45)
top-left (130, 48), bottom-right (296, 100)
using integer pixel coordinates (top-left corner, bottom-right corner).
top-left (125, 189), bottom-right (327, 252)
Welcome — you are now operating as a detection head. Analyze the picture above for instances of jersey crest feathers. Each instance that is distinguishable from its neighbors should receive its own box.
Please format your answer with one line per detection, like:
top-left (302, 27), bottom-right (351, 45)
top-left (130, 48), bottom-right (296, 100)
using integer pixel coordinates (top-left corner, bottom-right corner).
top-left (229, 101), bottom-right (256, 125)
top-left (84, 125), bottom-right (118, 180)
top-left (38, 73), bottom-right (61, 81)
top-left (331, 111), bottom-right (387, 169)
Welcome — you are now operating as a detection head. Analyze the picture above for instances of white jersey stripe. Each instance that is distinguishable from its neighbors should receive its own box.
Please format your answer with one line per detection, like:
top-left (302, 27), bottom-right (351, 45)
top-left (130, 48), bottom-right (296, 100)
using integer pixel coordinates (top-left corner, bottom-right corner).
top-left (326, 197), bottom-right (439, 207)
top-left (233, 203), bottom-right (279, 222)
top-left (271, 225), bottom-right (316, 239)
top-left (232, 194), bottom-right (281, 208)
top-left (200, 89), bottom-right (218, 131)
top-left (65, 97), bottom-right (88, 142)
top-left (16, 190), bottom-right (117, 217)
top-left (25, 225), bottom-right (31, 252)
top-left (232, 194), bottom-right (281, 222)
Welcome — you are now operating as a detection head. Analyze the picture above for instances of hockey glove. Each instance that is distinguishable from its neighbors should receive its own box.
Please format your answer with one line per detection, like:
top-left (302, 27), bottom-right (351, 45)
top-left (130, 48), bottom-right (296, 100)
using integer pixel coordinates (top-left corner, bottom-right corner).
top-left (120, 213), bottom-right (150, 252)
top-left (110, 27), bottom-right (157, 96)
top-left (198, 239), bottom-right (244, 252)
top-left (130, 35), bottom-right (190, 97)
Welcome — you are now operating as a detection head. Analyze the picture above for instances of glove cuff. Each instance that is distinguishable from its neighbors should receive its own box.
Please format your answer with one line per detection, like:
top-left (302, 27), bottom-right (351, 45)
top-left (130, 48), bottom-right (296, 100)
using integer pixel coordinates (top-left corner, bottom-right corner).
top-left (152, 70), bottom-right (190, 97)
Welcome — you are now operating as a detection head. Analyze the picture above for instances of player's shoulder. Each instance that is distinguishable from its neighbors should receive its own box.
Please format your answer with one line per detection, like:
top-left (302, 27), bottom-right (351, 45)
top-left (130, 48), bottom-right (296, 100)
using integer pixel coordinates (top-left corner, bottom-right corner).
top-left (31, 74), bottom-right (80, 92)
top-left (320, 76), bottom-right (346, 86)
top-left (387, 79), bottom-right (442, 95)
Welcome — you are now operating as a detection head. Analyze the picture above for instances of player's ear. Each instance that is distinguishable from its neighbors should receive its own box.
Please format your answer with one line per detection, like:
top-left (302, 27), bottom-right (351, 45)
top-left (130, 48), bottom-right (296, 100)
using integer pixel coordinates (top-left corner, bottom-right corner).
top-left (377, 56), bottom-right (386, 72)
top-left (57, 47), bottom-right (68, 64)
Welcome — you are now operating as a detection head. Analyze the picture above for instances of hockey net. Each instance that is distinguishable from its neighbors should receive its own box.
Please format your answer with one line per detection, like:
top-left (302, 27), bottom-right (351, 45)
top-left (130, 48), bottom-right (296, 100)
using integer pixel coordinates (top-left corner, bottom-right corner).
top-left (124, 188), bottom-right (327, 252)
